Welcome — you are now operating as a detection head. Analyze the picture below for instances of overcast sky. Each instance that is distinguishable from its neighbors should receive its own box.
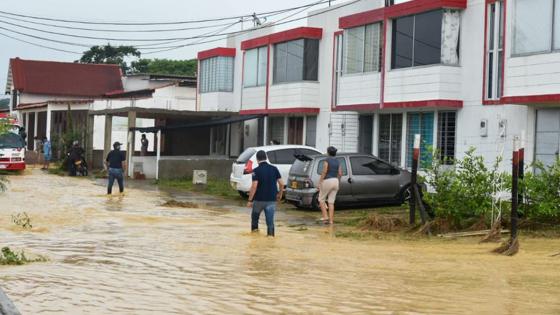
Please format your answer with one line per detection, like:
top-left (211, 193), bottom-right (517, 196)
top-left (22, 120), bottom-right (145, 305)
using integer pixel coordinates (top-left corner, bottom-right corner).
top-left (0, 0), bottom-right (342, 95)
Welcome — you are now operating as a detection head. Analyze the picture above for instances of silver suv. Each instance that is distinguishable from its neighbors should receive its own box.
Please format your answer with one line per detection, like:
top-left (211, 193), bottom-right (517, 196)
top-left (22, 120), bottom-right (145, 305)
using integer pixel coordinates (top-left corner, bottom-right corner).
top-left (285, 153), bottom-right (413, 209)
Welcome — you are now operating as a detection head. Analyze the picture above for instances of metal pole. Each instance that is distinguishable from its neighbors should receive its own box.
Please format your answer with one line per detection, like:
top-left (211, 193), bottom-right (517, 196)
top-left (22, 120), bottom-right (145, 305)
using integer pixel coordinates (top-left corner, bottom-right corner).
top-left (409, 134), bottom-right (421, 225)
top-left (511, 137), bottom-right (520, 241)
top-left (156, 129), bottom-right (161, 181)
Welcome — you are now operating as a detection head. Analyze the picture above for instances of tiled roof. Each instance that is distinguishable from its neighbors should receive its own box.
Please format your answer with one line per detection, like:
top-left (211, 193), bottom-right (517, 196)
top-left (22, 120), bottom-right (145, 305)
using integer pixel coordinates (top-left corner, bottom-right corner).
top-left (9, 58), bottom-right (124, 97)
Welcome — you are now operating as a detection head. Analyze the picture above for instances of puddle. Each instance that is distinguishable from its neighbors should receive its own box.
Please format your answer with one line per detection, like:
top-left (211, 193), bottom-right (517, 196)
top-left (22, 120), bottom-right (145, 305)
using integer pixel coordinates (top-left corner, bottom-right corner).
top-left (0, 170), bottom-right (559, 314)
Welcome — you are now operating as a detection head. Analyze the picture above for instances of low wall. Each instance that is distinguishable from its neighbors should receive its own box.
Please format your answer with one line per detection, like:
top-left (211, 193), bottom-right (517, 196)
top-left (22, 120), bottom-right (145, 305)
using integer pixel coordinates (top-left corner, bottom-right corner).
top-left (158, 157), bottom-right (234, 180)
top-left (0, 288), bottom-right (20, 315)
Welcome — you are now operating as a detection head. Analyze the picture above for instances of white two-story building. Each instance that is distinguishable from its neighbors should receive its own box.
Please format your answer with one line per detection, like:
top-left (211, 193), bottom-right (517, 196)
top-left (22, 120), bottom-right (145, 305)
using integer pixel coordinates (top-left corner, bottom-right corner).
top-left (197, 0), bottom-right (560, 171)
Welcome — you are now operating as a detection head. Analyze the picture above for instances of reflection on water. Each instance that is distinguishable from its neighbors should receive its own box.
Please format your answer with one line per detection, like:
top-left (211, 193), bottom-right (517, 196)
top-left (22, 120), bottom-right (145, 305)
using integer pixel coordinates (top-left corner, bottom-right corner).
top-left (1, 171), bottom-right (560, 314)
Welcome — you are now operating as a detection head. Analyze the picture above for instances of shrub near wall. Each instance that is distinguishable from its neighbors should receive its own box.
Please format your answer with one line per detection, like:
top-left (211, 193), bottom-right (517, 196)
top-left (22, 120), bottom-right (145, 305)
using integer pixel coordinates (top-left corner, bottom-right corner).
top-left (521, 160), bottom-right (560, 224)
top-left (424, 148), bottom-right (507, 230)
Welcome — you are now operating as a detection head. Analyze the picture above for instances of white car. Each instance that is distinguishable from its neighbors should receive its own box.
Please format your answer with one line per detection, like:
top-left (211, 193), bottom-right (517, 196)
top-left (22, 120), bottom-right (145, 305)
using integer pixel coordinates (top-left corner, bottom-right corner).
top-left (230, 145), bottom-right (322, 197)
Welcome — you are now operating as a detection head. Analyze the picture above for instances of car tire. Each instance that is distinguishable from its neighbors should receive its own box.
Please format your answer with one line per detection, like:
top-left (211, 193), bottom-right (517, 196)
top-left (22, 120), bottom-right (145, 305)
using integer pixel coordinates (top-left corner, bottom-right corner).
top-left (399, 185), bottom-right (412, 204)
top-left (311, 192), bottom-right (320, 210)
top-left (238, 191), bottom-right (249, 199)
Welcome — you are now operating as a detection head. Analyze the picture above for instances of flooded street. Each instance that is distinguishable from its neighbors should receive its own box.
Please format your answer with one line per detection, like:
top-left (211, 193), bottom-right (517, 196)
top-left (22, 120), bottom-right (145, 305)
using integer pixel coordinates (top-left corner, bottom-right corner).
top-left (0, 171), bottom-right (559, 314)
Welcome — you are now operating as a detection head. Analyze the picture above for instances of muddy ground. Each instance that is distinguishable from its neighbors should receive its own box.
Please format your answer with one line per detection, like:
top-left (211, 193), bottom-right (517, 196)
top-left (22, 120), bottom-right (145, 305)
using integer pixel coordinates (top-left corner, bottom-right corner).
top-left (0, 170), bottom-right (559, 314)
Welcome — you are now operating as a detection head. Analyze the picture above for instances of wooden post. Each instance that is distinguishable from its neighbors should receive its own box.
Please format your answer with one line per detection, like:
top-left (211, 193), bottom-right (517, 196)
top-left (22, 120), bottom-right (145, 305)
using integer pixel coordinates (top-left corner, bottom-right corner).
top-left (511, 137), bottom-right (520, 241)
top-left (518, 131), bottom-right (525, 209)
top-left (156, 129), bottom-right (161, 181)
top-left (409, 134), bottom-right (421, 225)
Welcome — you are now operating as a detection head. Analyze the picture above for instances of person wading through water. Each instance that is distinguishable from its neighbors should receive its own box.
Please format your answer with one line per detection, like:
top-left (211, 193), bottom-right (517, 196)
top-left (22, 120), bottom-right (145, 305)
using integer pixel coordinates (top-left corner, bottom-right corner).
top-left (318, 146), bottom-right (342, 225)
top-left (105, 141), bottom-right (127, 195)
top-left (247, 150), bottom-right (284, 237)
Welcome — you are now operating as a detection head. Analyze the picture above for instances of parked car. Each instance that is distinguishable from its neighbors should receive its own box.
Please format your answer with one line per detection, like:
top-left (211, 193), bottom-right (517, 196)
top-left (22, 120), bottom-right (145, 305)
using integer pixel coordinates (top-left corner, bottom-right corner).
top-left (230, 145), bottom-right (322, 197)
top-left (285, 153), bottom-right (413, 209)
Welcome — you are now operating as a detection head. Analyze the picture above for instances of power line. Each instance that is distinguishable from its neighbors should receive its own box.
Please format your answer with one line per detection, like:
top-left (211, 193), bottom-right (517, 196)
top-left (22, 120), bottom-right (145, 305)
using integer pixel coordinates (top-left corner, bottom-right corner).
top-left (0, 0), bottom-right (336, 26)
top-left (0, 32), bottom-right (81, 55)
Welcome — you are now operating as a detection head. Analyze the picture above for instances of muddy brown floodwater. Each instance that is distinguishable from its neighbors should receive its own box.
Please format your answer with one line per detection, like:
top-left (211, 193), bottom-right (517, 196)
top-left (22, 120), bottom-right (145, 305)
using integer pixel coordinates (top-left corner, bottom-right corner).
top-left (1, 170), bottom-right (559, 314)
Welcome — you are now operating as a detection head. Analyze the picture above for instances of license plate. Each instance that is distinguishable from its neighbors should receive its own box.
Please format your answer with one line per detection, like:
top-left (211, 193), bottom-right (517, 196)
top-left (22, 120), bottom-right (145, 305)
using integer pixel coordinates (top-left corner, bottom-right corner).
top-left (290, 181), bottom-right (298, 189)
top-left (0, 165), bottom-right (7, 169)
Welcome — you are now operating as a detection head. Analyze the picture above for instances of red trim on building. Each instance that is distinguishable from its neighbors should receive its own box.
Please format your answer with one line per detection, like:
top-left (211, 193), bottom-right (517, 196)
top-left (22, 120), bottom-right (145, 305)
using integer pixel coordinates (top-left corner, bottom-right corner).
top-left (339, 0), bottom-right (467, 29)
top-left (334, 104), bottom-right (381, 111)
top-left (501, 94), bottom-right (560, 104)
top-left (241, 27), bottom-right (323, 50)
top-left (384, 99), bottom-right (463, 108)
top-left (197, 47), bottom-right (236, 60)
top-left (239, 107), bottom-right (320, 115)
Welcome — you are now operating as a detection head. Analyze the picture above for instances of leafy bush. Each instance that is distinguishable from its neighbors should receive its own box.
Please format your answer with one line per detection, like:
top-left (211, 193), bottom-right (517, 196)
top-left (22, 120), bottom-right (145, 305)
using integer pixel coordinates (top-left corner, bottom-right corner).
top-left (520, 160), bottom-right (560, 223)
top-left (0, 247), bottom-right (47, 265)
top-left (424, 148), bottom-right (507, 229)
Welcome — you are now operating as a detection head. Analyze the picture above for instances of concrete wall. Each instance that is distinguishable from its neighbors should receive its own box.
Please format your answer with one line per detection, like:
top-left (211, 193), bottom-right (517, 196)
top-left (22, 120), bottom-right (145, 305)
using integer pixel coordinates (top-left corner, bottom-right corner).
top-left (241, 86), bottom-right (266, 111)
top-left (268, 82), bottom-right (320, 110)
top-left (505, 53), bottom-right (560, 97)
top-left (338, 73), bottom-right (381, 106)
top-left (158, 157), bottom-right (234, 180)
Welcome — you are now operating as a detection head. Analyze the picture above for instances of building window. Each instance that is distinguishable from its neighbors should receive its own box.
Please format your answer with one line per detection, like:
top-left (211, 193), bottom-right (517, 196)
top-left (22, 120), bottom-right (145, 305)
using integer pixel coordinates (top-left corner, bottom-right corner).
top-left (378, 113), bottom-right (402, 165)
top-left (268, 116), bottom-right (285, 144)
top-left (243, 47), bottom-right (268, 87)
top-left (273, 39), bottom-right (319, 84)
top-left (437, 111), bottom-right (456, 165)
top-left (199, 56), bottom-right (234, 93)
top-left (513, 0), bottom-right (560, 55)
top-left (343, 23), bottom-right (382, 74)
top-left (391, 9), bottom-right (460, 69)
top-left (305, 116), bottom-right (317, 147)
top-left (406, 112), bottom-right (434, 168)
top-left (486, 1), bottom-right (504, 100)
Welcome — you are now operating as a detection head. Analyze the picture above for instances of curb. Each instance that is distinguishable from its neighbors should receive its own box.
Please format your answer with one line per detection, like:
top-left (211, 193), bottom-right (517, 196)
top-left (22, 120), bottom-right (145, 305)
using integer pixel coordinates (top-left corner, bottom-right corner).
top-left (0, 288), bottom-right (20, 315)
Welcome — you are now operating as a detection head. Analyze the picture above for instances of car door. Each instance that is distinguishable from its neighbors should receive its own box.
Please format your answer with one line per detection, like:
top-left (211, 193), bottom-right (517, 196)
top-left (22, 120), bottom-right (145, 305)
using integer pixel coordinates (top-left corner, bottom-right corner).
top-left (315, 156), bottom-right (353, 203)
top-left (348, 156), bottom-right (401, 201)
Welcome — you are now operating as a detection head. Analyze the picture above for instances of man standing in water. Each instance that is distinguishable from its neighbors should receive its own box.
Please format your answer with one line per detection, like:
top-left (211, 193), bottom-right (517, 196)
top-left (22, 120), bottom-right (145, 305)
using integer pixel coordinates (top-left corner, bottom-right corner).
top-left (105, 141), bottom-right (127, 195)
top-left (140, 134), bottom-right (149, 156)
top-left (247, 150), bottom-right (284, 237)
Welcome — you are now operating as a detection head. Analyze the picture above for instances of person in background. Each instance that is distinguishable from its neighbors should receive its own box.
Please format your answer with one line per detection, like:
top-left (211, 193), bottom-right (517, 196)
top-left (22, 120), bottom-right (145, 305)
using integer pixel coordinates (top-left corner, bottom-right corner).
top-left (318, 146), bottom-right (342, 225)
top-left (105, 141), bottom-right (127, 195)
top-left (41, 137), bottom-right (51, 170)
top-left (18, 127), bottom-right (27, 145)
top-left (141, 134), bottom-right (149, 156)
top-left (247, 150), bottom-right (284, 237)
top-left (68, 140), bottom-right (85, 176)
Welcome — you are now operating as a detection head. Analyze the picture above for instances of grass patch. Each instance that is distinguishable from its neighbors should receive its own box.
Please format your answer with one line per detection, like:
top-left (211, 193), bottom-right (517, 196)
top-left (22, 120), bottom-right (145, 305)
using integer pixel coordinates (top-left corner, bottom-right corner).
top-left (158, 178), bottom-right (241, 200)
top-left (0, 247), bottom-right (47, 265)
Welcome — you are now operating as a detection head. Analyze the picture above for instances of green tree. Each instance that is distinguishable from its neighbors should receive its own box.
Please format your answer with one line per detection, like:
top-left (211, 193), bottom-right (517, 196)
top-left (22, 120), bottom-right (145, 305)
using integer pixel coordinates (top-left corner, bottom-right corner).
top-left (78, 44), bottom-right (141, 73)
top-left (130, 58), bottom-right (197, 76)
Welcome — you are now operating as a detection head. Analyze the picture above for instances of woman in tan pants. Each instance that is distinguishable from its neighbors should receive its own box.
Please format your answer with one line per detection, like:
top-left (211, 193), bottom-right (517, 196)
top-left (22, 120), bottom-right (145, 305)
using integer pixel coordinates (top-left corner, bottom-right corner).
top-left (318, 146), bottom-right (342, 225)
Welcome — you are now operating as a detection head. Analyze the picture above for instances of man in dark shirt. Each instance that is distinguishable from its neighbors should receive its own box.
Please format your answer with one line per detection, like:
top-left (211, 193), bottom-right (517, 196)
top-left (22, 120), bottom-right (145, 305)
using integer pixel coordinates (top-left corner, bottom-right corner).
top-left (105, 141), bottom-right (127, 195)
top-left (247, 150), bottom-right (284, 237)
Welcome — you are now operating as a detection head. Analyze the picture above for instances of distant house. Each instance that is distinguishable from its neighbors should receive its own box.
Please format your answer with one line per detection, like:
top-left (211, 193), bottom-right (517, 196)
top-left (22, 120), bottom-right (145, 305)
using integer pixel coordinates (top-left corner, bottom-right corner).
top-left (5, 58), bottom-right (124, 153)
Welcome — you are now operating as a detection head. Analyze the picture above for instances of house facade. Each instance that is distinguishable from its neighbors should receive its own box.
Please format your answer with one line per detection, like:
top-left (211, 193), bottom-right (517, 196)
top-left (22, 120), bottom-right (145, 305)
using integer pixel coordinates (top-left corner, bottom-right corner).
top-left (197, 0), bottom-right (560, 171)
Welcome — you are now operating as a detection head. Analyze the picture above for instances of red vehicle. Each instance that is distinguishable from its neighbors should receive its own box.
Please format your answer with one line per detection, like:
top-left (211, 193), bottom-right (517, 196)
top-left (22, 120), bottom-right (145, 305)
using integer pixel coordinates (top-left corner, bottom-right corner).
top-left (0, 113), bottom-right (26, 171)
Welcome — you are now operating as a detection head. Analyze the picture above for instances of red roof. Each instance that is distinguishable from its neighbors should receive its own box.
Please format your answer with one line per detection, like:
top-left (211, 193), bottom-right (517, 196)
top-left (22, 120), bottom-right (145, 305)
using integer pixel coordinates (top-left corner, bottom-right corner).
top-left (9, 58), bottom-right (124, 97)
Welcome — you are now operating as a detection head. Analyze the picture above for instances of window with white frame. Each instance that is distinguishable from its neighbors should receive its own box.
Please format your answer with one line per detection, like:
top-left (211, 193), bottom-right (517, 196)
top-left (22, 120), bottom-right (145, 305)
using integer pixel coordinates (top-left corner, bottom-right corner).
top-left (513, 0), bottom-right (560, 55)
top-left (199, 56), bottom-right (234, 93)
top-left (343, 23), bottom-right (382, 74)
top-left (243, 47), bottom-right (268, 87)
top-left (391, 9), bottom-right (460, 69)
top-left (486, 1), bottom-right (504, 99)
top-left (273, 39), bottom-right (319, 84)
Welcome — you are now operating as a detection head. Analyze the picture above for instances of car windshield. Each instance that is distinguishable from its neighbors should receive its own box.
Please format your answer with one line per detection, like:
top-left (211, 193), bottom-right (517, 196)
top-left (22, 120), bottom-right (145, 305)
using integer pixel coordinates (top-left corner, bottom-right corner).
top-left (236, 148), bottom-right (256, 163)
top-left (290, 159), bottom-right (313, 176)
top-left (0, 132), bottom-right (24, 149)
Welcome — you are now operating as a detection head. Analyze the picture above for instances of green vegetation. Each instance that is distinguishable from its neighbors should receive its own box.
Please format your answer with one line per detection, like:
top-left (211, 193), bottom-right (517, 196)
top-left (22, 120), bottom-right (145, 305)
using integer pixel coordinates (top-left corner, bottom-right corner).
top-left (0, 247), bottom-right (47, 265)
top-left (11, 212), bottom-right (32, 229)
top-left (78, 44), bottom-right (140, 73)
top-left (130, 58), bottom-right (197, 76)
top-left (158, 178), bottom-right (241, 200)
top-left (423, 148), bottom-right (507, 230)
top-left (520, 160), bottom-right (560, 224)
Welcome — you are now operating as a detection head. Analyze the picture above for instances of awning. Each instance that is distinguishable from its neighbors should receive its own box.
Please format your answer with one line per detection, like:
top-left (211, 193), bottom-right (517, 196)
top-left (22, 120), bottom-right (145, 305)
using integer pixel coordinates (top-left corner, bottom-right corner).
top-left (130, 114), bottom-right (264, 133)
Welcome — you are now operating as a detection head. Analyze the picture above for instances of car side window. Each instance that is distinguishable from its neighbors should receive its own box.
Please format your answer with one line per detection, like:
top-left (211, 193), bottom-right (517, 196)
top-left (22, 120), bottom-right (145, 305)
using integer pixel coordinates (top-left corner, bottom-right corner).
top-left (273, 149), bottom-right (296, 164)
top-left (296, 148), bottom-right (321, 157)
top-left (316, 158), bottom-right (348, 176)
top-left (350, 156), bottom-right (395, 175)
top-left (267, 151), bottom-right (278, 164)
